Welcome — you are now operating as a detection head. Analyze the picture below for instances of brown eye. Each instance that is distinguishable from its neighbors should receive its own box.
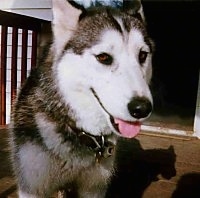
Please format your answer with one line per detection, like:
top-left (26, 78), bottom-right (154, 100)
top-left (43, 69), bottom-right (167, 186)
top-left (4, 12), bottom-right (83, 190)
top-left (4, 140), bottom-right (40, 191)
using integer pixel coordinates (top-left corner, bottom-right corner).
top-left (95, 53), bottom-right (113, 65)
top-left (139, 50), bottom-right (148, 64)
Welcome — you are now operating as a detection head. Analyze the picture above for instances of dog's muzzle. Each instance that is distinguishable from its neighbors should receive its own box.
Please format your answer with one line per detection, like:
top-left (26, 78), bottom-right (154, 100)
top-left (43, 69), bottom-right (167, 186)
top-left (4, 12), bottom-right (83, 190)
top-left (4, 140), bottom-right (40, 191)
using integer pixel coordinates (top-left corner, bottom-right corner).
top-left (90, 87), bottom-right (152, 138)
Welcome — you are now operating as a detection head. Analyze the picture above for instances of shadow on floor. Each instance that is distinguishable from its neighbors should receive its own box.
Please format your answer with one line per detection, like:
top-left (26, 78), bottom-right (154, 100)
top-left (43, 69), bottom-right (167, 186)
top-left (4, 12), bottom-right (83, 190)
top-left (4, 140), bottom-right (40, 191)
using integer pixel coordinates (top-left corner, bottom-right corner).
top-left (172, 173), bottom-right (200, 198)
top-left (106, 138), bottom-right (177, 198)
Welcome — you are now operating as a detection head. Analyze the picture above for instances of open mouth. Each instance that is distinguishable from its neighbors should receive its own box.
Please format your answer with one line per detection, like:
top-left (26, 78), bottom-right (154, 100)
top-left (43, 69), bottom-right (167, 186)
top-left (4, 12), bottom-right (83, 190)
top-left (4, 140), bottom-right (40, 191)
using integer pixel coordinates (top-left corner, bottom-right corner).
top-left (90, 88), bottom-right (141, 138)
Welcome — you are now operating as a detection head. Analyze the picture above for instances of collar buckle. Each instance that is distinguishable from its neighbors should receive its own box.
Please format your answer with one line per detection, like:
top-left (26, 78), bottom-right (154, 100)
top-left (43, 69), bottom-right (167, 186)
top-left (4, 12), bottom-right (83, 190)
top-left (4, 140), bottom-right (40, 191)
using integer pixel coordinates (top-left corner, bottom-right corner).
top-left (79, 132), bottom-right (115, 161)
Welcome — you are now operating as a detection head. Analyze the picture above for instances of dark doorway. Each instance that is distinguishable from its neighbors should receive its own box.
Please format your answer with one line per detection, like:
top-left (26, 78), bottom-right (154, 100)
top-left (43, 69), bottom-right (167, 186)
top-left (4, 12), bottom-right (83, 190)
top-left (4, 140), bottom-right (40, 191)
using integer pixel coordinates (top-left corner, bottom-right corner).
top-left (143, 1), bottom-right (200, 130)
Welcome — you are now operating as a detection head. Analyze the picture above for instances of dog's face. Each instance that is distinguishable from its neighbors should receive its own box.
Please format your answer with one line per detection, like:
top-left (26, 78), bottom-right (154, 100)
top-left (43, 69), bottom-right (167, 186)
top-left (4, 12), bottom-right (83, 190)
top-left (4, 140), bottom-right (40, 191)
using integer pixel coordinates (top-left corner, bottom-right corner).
top-left (52, 0), bottom-right (153, 138)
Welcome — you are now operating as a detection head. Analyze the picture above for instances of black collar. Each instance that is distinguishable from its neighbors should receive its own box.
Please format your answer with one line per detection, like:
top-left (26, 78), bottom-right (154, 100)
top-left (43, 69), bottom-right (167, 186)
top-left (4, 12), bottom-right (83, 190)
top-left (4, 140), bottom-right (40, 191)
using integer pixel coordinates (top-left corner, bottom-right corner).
top-left (79, 132), bottom-right (115, 162)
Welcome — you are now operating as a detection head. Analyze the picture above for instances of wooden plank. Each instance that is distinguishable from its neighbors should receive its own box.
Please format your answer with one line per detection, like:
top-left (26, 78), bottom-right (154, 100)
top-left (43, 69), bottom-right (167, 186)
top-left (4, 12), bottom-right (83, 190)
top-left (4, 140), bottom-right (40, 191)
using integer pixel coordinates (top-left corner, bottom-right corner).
top-left (11, 27), bottom-right (18, 105)
top-left (21, 29), bottom-right (28, 84)
top-left (31, 31), bottom-right (38, 68)
top-left (0, 10), bottom-right (44, 30)
top-left (0, 26), bottom-right (8, 125)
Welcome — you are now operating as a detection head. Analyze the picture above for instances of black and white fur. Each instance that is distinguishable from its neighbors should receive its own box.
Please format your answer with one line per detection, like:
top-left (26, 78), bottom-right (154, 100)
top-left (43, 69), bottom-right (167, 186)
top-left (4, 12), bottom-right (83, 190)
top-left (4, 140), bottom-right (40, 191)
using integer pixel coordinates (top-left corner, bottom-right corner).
top-left (9, 0), bottom-right (154, 197)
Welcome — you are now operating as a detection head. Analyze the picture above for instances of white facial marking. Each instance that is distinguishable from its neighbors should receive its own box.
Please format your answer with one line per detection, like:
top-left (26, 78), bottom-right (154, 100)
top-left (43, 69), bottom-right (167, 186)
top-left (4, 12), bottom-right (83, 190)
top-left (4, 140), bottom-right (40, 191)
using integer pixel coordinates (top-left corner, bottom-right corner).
top-left (56, 54), bottom-right (112, 135)
top-left (56, 27), bottom-right (152, 135)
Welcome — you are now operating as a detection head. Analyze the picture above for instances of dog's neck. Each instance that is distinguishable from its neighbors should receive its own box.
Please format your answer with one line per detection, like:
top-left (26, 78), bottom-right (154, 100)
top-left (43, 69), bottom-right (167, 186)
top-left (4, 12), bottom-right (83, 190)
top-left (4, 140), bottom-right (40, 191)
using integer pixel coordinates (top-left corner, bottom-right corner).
top-left (79, 132), bottom-right (115, 163)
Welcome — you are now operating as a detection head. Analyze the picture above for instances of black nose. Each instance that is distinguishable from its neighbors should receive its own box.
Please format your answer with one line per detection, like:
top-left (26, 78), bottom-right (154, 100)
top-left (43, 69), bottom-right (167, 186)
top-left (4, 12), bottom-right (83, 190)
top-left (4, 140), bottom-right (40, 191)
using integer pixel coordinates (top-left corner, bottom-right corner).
top-left (127, 97), bottom-right (152, 119)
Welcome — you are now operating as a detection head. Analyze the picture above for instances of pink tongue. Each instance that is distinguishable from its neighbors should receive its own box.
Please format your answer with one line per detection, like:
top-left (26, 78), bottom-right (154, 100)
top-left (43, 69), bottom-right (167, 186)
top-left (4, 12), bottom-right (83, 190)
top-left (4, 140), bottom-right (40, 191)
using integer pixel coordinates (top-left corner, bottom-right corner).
top-left (114, 118), bottom-right (141, 138)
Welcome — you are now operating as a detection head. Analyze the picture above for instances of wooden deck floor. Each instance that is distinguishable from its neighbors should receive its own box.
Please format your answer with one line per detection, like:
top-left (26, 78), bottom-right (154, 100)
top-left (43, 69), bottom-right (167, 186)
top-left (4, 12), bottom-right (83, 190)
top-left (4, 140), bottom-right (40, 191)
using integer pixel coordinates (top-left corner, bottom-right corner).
top-left (0, 128), bottom-right (200, 198)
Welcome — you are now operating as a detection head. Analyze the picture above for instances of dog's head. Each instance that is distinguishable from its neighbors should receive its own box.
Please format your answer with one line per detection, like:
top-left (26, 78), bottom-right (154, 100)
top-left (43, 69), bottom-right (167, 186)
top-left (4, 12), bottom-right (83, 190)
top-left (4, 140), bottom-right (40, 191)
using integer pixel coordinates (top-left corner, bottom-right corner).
top-left (51, 0), bottom-right (153, 138)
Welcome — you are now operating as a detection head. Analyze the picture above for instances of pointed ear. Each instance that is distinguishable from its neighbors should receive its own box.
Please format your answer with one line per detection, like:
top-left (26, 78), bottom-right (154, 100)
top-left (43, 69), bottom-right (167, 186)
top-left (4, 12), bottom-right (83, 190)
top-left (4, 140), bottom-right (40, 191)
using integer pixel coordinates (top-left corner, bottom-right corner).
top-left (123, 0), bottom-right (145, 22)
top-left (51, 0), bottom-right (83, 56)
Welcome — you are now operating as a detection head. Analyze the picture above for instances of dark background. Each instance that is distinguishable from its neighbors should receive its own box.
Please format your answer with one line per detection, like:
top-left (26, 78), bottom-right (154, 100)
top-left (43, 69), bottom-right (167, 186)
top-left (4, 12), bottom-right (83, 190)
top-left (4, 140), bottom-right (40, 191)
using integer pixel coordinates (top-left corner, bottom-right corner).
top-left (142, 0), bottom-right (200, 117)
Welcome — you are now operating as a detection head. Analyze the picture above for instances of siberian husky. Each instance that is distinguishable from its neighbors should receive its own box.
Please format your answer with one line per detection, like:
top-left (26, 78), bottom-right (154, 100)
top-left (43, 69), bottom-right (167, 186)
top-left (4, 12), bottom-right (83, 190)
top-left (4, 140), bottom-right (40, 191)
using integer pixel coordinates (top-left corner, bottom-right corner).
top-left (9, 0), bottom-right (154, 197)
